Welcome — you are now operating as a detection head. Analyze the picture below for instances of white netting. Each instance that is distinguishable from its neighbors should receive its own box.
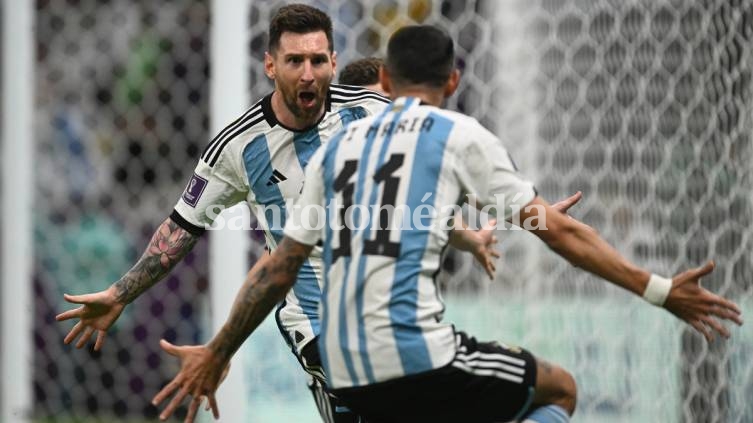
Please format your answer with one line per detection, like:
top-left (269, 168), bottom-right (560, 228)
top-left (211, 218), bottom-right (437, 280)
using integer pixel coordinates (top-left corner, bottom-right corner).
top-left (28, 0), bottom-right (753, 422)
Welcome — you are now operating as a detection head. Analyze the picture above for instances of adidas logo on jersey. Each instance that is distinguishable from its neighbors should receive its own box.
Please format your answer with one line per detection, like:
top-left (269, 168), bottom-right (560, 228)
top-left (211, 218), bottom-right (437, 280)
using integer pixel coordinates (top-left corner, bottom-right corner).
top-left (266, 169), bottom-right (288, 186)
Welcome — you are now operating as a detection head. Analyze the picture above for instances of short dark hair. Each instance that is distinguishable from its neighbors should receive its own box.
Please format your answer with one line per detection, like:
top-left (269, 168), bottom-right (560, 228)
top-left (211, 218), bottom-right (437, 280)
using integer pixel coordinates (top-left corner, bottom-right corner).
top-left (339, 57), bottom-right (383, 86)
top-left (268, 4), bottom-right (334, 53)
top-left (386, 25), bottom-right (454, 88)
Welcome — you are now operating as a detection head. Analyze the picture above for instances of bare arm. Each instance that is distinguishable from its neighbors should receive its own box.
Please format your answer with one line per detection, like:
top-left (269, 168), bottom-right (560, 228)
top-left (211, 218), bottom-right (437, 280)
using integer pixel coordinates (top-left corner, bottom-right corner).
top-left (56, 216), bottom-right (200, 350)
top-left (518, 196), bottom-right (742, 341)
top-left (208, 237), bottom-right (312, 361)
top-left (151, 237), bottom-right (313, 421)
top-left (113, 217), bottom-right (200, 304)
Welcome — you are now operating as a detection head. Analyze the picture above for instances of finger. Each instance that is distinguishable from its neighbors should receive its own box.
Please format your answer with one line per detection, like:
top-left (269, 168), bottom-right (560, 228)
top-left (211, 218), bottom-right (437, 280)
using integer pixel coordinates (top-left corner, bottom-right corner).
top-left (691, 261), bottom-right (715, 281)
top-left (490, 249), bottom-right (501, 258)
top-left (94, 331), bottom-right (107, 351)
top-left (160, 386), bottom-right (190, 421)
top-left (701, 315), bottom-right (730, 339)
top-left (63, 322), bottom-right (84, 345)
top-left (554, 191), bottom-right (583, 212)
top-left (184, 396), bottom-right (202, 423)
top-left (482, 219), bottom-right (498, 230)
top-left (689, 319), bottom-right (713, 343)
top-left (485, 265), bottom-right (494, 280)
top-left (76, 326), bottom-right (95, 349)
top-left (160, 339), bottom-right (181, 357)
top-left (709, 302), bottom-right (743, 326)
top-left (208, 394), bottom-right (220, 419)
top-left (152, 379), bottom-right (181, 407)
top-left (712, 296), bottom-right (742, 319)
top-left (491, 235), bottom-right (498, 245)
top-left (55, 306), bottom-right (84, 322)
top-left (63, 293), bottom-right (96, 304)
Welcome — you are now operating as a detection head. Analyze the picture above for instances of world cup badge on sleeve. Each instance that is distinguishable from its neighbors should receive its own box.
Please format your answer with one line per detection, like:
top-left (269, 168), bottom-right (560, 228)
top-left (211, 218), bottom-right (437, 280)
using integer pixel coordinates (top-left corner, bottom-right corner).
top-left (182, 173), bottom-right (208, 207)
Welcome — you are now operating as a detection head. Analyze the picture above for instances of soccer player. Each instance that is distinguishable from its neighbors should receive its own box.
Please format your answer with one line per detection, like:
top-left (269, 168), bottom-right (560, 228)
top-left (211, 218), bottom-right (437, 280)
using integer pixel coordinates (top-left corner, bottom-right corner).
top-left (151, 25), bottom-right (743, 423)
top-left (338, 57), bottom-right (387, 95)
top-left (55, 5), bottom-right (497, 422)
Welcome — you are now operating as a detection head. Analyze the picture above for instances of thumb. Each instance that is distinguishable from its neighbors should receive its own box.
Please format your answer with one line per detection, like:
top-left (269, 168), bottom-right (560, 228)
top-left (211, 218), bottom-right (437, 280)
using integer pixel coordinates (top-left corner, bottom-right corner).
top-left (63, 293), bottom-right (97, 304)
top-left (691, 260), bottom-right (715, 281)
top-left (159, 339), bottom-right (180, 357)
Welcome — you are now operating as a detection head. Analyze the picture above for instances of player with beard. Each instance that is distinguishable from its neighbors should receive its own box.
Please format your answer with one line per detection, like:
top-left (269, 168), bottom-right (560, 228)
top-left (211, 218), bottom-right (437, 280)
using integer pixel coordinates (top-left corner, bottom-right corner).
top-left (56, 4), bottom-right (502, 422)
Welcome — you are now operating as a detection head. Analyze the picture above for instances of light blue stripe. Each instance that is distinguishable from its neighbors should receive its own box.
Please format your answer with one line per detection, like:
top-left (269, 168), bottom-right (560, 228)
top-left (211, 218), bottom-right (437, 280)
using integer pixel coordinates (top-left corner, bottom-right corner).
top-left (292, 128), bottom-right (322, 171)
top-left (352, 99), bottom-right (414, 383)
top-left (243, 136), bottom-right (320, 342)
top-left (389, 111), bottom-right (454, 375)
top-left (242, 135), bottom-right (286, 240)
top-left (320, 129), bottom-right (353, 383)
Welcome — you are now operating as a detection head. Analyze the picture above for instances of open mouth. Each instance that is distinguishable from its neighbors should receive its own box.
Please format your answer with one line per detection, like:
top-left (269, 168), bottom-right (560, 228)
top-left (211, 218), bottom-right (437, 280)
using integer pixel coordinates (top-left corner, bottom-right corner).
top-left (298, 91), bottom-right (317, 107)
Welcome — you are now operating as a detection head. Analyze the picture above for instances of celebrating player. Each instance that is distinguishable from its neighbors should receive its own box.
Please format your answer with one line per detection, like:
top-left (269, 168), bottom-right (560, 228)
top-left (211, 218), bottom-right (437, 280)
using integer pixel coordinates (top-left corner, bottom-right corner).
top-left (151, 25), bottom-right (742, 423)
top-left (55, 5), bottom-right (501, 422)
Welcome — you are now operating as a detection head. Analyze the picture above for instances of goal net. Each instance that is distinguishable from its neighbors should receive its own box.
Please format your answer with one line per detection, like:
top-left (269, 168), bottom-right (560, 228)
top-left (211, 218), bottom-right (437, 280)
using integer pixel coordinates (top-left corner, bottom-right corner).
top-left (24, 0), bottom-right (752, 422)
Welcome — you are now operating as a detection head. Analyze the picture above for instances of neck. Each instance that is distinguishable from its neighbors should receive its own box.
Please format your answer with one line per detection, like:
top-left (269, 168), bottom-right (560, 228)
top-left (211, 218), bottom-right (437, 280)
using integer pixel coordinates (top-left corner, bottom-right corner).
top-left (270, 91), bottom-right (324, 129)
top-left (390, 86), bottom-right (444, 107)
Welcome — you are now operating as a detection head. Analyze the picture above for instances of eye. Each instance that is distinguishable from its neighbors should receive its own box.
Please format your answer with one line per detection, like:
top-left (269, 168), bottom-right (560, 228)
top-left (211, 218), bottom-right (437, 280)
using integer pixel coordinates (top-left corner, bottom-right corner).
top-left (312, 56), bottom-right (328, 65)
top-left (287, 56), bottom-right (303, 64)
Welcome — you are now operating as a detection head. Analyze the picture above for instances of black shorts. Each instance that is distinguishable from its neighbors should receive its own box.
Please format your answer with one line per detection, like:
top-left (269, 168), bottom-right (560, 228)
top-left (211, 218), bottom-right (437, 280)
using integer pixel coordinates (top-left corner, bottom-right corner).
top-left (332, 331), bottom-right (538, 423)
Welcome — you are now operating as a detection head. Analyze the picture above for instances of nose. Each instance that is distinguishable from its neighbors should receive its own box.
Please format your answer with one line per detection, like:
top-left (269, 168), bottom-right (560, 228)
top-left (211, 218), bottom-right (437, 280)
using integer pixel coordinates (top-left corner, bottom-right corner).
top-left (301, 60), bottom-right (314, 83)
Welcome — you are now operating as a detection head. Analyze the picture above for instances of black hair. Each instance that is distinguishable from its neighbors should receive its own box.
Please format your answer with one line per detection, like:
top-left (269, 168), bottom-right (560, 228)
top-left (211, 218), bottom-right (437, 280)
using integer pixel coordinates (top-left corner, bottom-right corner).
top-left (268, 4), bottom-right (333, 53)
top-left (386, 25), bottom-right (454, 87)
top-left (339, 57), bottom-right (383, 86)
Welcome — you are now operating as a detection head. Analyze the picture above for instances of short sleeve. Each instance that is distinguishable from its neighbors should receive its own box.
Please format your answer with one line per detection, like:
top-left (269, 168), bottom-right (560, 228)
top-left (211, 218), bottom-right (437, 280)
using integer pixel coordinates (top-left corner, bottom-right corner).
top-left (454, 122), bottom-right (536, 220)
top-left (172, 153), bottom-right (248, 235)
top-left (284, 147), bottom-right (326, 246)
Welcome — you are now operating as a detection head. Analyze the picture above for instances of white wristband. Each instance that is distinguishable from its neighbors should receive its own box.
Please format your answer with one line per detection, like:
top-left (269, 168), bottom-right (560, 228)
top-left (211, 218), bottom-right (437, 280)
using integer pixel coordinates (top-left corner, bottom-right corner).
top-left (643, 274), bottom-right (672, 306)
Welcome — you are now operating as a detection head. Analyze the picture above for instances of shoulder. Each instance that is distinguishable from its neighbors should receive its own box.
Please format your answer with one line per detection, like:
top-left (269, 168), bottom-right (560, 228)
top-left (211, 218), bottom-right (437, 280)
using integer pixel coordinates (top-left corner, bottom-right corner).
top-left (200, 96), bottom-right (272, 168)
top-left (329, 84), bottom-right (390, 109)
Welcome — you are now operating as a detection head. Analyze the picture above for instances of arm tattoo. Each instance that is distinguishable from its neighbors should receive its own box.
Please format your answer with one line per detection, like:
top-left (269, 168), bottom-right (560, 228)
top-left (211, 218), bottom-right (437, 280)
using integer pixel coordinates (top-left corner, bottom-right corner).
top-left (112, 217), bottom-right (199, 304)
top-left (208, 237), bottom-right (310, 361)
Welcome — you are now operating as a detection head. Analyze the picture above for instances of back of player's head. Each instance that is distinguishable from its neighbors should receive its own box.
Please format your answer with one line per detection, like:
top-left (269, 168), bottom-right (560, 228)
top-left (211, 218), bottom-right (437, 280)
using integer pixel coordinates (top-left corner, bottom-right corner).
top-left (386, 25), bottom-right (455, 88)
top-left (268, 4), bottom-right (333, 53)
top-left (339, 57), bottom-right (383, 86)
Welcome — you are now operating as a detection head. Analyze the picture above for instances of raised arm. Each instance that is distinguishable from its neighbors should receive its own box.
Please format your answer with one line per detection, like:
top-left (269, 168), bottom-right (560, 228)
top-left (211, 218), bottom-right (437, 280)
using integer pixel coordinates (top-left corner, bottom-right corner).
top-left (151, 237), bottom-right (313, 422)
top-left (56, 216), bottom-right (199, 350)
top-left (518, 196), bottom-right (743, 341)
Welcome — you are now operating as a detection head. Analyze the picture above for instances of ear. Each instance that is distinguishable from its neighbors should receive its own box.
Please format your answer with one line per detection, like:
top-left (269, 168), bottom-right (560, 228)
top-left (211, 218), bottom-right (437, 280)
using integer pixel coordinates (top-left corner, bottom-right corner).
top-left (443, 69), bottom-right (460, 98)
top-left (379, 66), bottom-right (392, 98)
top-left (264, 51), bottom-right (275, 80)
top-left (331, 51), bottom-right (338, 75)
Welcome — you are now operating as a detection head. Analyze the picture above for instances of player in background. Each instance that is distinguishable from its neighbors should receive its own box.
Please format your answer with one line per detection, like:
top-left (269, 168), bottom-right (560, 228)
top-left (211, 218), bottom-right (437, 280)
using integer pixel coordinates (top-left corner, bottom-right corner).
top-left (150, 25), bottom-right (743, 423)
top-left (55, 5), bottom-right (501, 423)
top-left (338, 57), bottom-right (387, 96)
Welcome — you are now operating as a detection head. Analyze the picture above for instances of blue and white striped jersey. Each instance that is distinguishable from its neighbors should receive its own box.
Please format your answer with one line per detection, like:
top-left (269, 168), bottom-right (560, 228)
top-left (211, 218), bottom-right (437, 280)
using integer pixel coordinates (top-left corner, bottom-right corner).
top-left (284, 96), bottom-right (536, 389)
top-left (172, 85), bottom-right (388, 354)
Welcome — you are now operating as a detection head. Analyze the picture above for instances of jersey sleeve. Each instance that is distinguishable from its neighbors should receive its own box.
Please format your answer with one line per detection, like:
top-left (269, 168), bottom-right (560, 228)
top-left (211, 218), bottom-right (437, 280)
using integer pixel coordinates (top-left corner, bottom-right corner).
top-left (454, 121), bottom-right (536, 220)
top-left (283, 147), bottom-right (326, 246)
top-left (172, 151), bottom-right (249, 235)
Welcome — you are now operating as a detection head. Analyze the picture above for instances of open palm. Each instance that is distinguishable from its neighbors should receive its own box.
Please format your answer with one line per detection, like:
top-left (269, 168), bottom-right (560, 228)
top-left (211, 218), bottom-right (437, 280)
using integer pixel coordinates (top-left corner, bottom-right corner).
top-left (55, 288), bottom-right (125, 350)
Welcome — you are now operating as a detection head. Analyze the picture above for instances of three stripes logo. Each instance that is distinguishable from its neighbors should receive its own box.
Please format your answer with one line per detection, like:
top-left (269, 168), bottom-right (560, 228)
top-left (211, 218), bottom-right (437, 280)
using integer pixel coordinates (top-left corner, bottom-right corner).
top-left (266, 169), bottom-right (288, 186)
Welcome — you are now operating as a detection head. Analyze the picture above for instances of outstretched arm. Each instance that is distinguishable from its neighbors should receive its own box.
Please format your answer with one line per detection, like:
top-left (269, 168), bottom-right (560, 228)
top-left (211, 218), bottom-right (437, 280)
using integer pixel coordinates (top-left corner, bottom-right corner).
top-left (152, 237), bottom-right (313, 422)
top-left (56, 217), bottom-right (199, 350)
top-left (518, 196), bottom-right (743, 342)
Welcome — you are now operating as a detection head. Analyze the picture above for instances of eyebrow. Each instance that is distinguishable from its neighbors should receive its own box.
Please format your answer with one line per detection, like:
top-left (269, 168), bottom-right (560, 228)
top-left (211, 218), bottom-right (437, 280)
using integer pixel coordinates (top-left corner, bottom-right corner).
top-left (283, 52), bottom-right (329, 60)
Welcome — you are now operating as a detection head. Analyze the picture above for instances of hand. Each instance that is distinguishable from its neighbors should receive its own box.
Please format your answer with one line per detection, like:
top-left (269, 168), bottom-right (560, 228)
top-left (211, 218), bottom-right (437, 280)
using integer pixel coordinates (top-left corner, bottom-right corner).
top-left (470, 219), bottom-right (501, 280)
top-left (152, 340), bottom-right (228, 422)
top-left (551, 191), bottom-right (582, 214)
top-left (663, 261), bottom-right (743, 342)
top-left (55, 287), bottom-right (125, 351)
